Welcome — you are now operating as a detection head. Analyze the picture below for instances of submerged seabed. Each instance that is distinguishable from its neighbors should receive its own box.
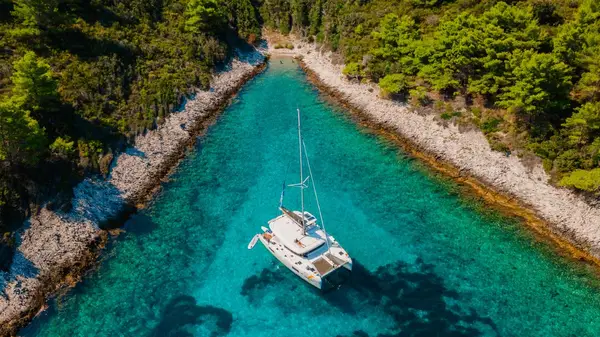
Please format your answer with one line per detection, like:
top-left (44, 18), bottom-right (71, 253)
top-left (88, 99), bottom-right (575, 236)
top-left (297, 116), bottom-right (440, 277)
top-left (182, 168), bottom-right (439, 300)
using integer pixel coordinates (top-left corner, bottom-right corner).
top-left (22, 60), bottom-right (600, 337)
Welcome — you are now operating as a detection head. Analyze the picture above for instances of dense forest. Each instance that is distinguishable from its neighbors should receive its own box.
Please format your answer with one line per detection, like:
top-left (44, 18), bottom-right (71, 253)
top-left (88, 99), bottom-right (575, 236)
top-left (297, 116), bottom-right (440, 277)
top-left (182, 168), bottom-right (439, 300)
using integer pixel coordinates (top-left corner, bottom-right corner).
top-left (0, 0), bottom-right (263, 243)
top-left (2, 0), bottom-right (600, 244)
top-left (259, 0), bottom-right (600, 194)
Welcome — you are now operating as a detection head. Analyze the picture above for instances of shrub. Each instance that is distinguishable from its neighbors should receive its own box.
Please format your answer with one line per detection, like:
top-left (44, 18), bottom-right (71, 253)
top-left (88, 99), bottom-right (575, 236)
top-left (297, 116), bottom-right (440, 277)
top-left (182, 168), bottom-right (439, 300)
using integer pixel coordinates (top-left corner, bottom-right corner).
top-left (440, 111), bottom-right (461, 120)
top-left (490, 139), bottom-right (510, 153)
top-left (554, 149), bottom-right (582, 173)
top-left (409, 86), bottom-right (430, 106)
top-left (50, 137), bottom-right (75, 158)
top-left (481, 117), bottom-right (502, 134)
top-left (342, 62), bottom-right (364, 80)
top-left (559, 168), bottom-right (600, 192)
top-left (378, 74), bottom-right (408, 97)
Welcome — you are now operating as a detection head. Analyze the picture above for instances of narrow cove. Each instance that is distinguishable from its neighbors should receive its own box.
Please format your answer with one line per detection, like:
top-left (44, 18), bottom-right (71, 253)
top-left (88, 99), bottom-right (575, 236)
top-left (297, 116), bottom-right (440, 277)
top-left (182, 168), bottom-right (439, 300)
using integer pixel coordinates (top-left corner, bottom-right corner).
top-left (21, 59), bottom-right (600, 337)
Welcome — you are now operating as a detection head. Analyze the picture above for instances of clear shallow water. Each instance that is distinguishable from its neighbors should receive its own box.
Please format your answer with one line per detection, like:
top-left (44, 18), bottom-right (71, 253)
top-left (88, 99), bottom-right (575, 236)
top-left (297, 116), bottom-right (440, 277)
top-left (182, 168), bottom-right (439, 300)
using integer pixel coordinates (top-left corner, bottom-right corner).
top-left (22, 60), bottom-right (600, 337)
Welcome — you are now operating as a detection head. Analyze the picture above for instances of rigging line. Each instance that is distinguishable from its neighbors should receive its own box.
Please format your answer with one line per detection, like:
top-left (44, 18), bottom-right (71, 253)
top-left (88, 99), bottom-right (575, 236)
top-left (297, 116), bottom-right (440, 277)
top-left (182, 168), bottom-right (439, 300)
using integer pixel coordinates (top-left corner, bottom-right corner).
top-left (278, 152), bottom-right (294, 210)
top-left (298, 108), bottom-right (305, 234)
top-left (302, 140), bottom-right (331, 252)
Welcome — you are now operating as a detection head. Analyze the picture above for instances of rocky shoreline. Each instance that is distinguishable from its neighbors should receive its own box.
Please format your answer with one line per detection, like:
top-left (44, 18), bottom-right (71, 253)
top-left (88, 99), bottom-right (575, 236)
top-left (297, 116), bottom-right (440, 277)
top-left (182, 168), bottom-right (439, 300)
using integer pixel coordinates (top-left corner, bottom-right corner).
top-left (268, 39), bottom-right (600, 265)
top-left (0, 54), bottom-right (266, 336)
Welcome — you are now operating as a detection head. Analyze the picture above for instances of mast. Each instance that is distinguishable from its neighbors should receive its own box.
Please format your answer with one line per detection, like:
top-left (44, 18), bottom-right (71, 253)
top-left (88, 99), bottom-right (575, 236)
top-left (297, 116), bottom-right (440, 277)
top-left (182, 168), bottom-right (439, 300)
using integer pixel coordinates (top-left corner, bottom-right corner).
top-left (297, 108), bottom-right (306, 234)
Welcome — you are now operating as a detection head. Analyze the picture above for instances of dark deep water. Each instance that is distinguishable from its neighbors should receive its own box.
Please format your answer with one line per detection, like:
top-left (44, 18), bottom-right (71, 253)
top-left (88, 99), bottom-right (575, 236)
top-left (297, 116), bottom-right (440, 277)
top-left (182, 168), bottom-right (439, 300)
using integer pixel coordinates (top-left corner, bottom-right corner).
top-left (21, 59), bottom-right (600, 337)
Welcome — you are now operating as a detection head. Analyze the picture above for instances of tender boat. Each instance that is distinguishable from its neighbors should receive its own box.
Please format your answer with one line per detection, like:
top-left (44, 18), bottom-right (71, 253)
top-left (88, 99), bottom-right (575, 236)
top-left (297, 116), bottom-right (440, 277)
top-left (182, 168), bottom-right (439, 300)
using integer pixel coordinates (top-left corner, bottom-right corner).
top-left (248, 109), bottom-right (352, 290)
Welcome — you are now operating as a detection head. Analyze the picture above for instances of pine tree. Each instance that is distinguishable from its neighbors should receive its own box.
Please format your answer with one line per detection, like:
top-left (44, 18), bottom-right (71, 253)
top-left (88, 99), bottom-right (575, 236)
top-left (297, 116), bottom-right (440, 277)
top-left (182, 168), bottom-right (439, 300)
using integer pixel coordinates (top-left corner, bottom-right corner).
top-left (10, 51), bottom-right (59, 112)
top-left (184, 0), bottom-right (225, 34)
top-left (498, 50), bottom-right (572, 124)
top-left (0, 99), bottom-right (46, 166)
top-left (11, 0), bottom-right (59, 28)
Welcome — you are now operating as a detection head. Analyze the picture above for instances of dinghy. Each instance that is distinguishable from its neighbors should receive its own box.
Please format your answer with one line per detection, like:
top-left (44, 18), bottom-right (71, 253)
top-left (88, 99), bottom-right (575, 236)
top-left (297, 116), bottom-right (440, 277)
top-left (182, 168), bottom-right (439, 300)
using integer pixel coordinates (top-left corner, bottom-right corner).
top-left (249, 109), bottom-right (352, 290)
top-left (248, 235), bottom-right (259, 250)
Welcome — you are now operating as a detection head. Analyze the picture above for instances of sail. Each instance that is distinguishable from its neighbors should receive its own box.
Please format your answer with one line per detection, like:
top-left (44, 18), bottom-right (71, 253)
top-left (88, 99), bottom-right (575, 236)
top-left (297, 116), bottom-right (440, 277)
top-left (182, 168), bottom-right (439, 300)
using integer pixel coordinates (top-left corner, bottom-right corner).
top-left (280, 206), bottom-right (304, 226)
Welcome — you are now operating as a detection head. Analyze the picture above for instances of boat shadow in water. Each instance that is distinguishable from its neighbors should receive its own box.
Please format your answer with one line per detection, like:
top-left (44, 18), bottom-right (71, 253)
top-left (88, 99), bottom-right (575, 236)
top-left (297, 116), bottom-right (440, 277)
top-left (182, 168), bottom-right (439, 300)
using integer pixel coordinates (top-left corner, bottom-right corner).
top-left (240, 267), bottom-right (287, 301)
top-left (148, 295), bottom-right (233, 337)
top-left (325, 259), bottom-right (499, 337)
top-left (241, 259), bottom-right (498, 337)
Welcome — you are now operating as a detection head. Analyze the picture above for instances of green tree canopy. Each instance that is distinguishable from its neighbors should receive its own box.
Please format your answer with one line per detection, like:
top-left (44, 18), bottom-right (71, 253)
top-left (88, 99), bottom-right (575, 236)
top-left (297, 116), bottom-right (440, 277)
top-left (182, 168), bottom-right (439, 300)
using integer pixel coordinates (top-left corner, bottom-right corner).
top-left (419, 13), bottom-right (483, 93)
top-left (10, 51), bottom-right (59, 112)
top-left (468, 2), bottom-right (542, 96)
top-left (308, 0), bottom-right (323, 36)
top-left (260, 0), bottom-right (292, 34)
top-left (498, 50), bottom-right (571, 124)
top-left (0, 99), bottom-right (46, 166)
top-left (11, 0), bottom-right (58, 28)
top-left (379, 73), bottom-right (408, 97)
top-left (559, 168), bottom-right (600, 192)
top-left (185, 0), bottom-right (225, 34)
top-left (342, 62), bottom-right (364, 80)
top-left (49, 136), bottom-right (75, 159)
top-left (563, 102), bottom-right (600, 146)
top-left (225, 0), bottom-right (261, 42)
top-left (371, 14), bottom-right (420, 75)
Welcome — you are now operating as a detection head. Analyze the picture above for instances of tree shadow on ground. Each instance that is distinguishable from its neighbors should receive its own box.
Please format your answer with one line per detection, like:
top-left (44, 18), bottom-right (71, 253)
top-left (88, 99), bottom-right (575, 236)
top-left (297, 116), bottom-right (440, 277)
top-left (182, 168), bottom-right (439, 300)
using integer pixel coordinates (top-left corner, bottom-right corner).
top-left (43, 27), bottom-right (135, 62)
top-left (0, 241), bottom-right (15, 273)
top-left (148, 295), bottom-right (233, 337)
top-left (216, 27), bottom-right (265, 70)
top-left (59, 1), bottom-right (125, 27)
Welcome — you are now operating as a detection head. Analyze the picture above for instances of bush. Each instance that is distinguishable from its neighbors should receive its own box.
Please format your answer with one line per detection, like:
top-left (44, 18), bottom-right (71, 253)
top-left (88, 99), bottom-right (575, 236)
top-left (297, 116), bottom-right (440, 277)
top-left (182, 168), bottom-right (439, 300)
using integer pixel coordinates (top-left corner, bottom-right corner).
top-left (554, 149), bottom-right (582, 173)
top-left (559, 168), bottom-right (600, 192)
top-left (342, 62), bottom-right (364, 80)
top-left (50, 137), bottom-right (75, 158)
top-left (409, 86), bottom-right (430, 106)
top-left (481, 117), bottom-right (502, 134)
top-left (440, 111), bottom-right (461, 120)
top-left (490, 139), bottom-right (510, 153)
top-left (274, 43), bottom-right (293, 50)
top-left (378, 74), bottom-right (408, 97)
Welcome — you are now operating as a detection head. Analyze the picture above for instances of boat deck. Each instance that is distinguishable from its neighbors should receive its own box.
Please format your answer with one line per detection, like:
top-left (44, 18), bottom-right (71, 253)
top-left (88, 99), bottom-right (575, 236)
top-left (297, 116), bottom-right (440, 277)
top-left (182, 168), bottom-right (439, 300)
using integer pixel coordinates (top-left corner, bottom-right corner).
top-left (313, 257), bottom-right (335, 275)
top-left (326, 252), bottom-right (346, 266)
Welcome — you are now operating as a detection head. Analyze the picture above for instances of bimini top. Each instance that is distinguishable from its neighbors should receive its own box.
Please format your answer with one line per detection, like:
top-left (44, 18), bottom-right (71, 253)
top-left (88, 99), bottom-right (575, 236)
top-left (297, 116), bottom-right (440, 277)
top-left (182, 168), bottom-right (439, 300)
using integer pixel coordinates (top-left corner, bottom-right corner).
top-left (269, 210), bottom-right (325, 255)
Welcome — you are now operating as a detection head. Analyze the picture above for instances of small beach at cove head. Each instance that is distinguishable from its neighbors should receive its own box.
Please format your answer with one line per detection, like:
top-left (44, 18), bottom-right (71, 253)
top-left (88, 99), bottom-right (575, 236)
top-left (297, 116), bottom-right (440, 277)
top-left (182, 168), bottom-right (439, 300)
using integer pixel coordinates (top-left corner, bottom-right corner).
top-left (18, 58), bottom-right (600, 337)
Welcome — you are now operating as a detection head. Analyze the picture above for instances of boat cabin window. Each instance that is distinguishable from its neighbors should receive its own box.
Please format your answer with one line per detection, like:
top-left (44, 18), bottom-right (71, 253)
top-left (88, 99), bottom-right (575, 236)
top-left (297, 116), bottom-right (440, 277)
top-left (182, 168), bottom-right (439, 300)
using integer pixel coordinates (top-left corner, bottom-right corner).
top-left (304, 242), bottom-right (328, 259)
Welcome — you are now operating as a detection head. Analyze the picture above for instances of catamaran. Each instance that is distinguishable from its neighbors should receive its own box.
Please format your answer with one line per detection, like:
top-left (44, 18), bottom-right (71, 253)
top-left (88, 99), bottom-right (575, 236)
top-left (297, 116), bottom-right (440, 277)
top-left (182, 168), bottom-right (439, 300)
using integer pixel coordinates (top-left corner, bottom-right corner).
top-left (248, 109), bottom-right (352, 290)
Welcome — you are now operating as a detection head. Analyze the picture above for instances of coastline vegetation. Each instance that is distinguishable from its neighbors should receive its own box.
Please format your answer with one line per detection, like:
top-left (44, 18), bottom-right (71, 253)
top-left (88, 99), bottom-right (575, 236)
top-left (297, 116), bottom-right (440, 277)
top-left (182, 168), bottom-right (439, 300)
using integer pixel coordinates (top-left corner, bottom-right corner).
top-left (258, 0), bottom-right (600, 194)
top-left (0, 0), bottom-right (261, 236)
top-left (2, 0), bottom-right (600, 260)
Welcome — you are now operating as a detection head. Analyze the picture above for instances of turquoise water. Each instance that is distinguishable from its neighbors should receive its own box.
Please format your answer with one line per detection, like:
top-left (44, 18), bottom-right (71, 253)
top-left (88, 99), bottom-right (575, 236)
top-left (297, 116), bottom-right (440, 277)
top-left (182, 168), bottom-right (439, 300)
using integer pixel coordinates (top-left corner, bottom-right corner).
top-left (22, 60), bottom-right (600, 337)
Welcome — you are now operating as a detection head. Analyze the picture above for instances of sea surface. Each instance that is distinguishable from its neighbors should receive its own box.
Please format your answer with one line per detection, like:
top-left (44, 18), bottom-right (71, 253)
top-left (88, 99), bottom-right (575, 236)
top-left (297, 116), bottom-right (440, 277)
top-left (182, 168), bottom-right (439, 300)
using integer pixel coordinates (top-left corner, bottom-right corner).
top-left (21, 59), bottom-right (600, 337)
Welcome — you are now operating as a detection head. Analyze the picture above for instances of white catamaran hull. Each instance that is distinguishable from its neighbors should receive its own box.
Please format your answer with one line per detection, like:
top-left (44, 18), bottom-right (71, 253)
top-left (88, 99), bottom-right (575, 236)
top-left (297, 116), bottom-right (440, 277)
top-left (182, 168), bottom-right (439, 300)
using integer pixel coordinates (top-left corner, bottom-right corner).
top-left (257, 225), bottom-right (352, 290)
top-left (250, 108), bottom-right (353, 290)
top-left (258, 234), bottom-right (323, 289)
